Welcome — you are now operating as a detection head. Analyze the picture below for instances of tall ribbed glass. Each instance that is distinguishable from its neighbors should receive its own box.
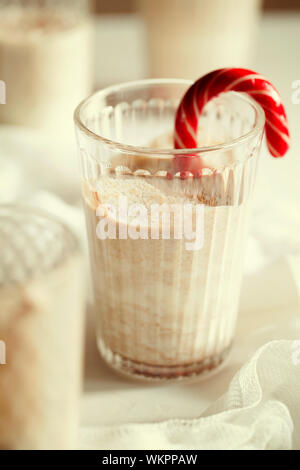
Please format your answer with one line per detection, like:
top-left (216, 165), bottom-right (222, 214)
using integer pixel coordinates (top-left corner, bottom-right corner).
top-left (75, 79), bottom-right (264, 381)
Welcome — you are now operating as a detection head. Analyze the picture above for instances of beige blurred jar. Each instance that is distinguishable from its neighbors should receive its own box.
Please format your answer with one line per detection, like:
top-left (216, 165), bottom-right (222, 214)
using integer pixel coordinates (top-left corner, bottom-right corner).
top-left (136, 0), bottom-right (262, 79)
top-left (0, 0), bottom-right (93, 133)
top-left (0, 206), bottom-right (85, 450)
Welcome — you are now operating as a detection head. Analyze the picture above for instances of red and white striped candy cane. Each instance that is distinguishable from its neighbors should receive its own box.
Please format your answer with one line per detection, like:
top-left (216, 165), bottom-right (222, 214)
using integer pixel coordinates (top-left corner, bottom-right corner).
top-left (174, 68), bottom-right (290, 168)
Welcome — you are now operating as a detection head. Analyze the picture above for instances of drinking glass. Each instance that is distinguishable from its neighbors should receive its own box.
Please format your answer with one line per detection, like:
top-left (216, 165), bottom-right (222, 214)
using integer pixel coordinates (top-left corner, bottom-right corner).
top-left (0, 0), bottom-right (93, 133)
top-left (74, 79), bottom-right (264, 380)
top-left (136, 0), bottom-right (262, 79)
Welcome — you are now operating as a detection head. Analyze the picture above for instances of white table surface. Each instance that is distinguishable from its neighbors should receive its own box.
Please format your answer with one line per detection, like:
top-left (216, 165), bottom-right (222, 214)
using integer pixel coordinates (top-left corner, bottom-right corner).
top-left (80, 12), bottom-right (300, 428)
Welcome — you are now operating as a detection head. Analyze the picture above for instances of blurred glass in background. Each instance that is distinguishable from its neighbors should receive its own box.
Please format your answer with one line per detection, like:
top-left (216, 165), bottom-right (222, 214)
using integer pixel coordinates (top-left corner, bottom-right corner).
top-left (136, 0), bottom-right (262, 79)
top-left (0, 0), bottom-right (93, 135)
top-left (0, 206), bottom-right (85, 449)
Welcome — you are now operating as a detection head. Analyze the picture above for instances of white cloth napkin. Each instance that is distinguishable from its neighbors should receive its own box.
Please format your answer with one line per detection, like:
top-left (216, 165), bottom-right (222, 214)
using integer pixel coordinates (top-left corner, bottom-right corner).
top-left (80, 340), bottom-right (300, 450)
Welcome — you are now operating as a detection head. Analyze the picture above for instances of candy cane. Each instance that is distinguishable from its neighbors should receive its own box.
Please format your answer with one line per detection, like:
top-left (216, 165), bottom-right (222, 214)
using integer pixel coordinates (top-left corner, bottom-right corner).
top-left (174, 68), bottom-right (290, 173)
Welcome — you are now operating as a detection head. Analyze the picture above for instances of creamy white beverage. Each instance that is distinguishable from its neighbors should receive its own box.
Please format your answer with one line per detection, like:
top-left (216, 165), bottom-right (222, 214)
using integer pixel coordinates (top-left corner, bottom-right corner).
top-left (83, 169), bottom-right (249, 378)
top-left (0, 5), bottom-right (93, 133)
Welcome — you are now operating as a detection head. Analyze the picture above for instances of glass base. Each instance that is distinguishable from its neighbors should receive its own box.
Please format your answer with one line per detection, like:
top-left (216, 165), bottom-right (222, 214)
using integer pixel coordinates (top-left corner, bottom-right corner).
top-left (97, 339), bottom-right (233, 382)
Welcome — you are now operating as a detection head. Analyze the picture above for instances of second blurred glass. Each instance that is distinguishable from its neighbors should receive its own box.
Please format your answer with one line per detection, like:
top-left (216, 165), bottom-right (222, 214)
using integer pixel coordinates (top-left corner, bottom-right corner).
top-left (0, 0), bottom-right (93, 134)
top-left (0, 206), bottom-right (85, 449)
top-left (137, 0), bottom-right (262, 79)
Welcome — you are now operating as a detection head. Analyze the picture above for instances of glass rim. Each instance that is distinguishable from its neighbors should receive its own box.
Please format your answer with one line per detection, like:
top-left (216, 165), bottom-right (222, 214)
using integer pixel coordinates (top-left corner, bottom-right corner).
top-left (74, 78), bottom-right (265, 156)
